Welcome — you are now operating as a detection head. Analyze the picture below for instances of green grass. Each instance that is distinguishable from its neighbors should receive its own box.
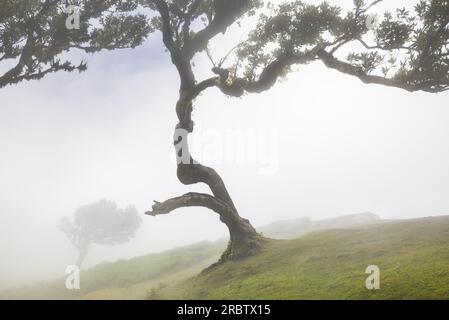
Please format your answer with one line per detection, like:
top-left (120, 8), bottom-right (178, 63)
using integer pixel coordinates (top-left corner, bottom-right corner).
top-left (4, 215), bottom-right (449, 299)
top-left (155, 216), bottom-right (449, 299)
top-left (0, 241), bottom-right (225, 299)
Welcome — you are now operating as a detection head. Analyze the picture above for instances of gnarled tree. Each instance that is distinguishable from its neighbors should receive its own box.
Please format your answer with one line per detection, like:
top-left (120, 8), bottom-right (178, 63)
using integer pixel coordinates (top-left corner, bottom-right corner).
top-left (143, 0), bottom-right (448, 262)
top-left (2, 0), bottom-right (448, 263)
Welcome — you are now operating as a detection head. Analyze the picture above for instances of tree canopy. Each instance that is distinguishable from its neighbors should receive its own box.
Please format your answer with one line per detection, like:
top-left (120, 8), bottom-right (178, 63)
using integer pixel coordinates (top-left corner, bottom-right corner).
top-left (228, 0), bottom-right (449, 94)
top-left (2, 1), bottom-right (447, 92)
top-left (0, 0), bottom-right (151, 88)
top-left (59, 199), bottom-right (142, 266)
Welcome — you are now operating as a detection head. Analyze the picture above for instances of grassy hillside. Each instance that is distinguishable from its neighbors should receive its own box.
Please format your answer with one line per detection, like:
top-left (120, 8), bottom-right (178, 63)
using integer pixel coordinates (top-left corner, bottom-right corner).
top-left (0, 213), bottom-right (377, 299)
top-left (0, 241), bottom-right (225, 299)
top-left (259, 212), bottom-right (379, 239)
top-left (3, 214), bottom-right (449, 299)
top-left (155, 216), bottom-right (449, 300)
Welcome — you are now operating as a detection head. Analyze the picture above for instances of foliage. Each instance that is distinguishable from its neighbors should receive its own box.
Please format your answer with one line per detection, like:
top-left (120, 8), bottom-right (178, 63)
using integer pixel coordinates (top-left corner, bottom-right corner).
top-left (2, 1), bottom-right (447, 91)
top-left (232, 0), bottom-right (449, 93)
top-left (0, 0), bottom-right (151, 88)
top-left (59, 199), bottom-right (142, 265)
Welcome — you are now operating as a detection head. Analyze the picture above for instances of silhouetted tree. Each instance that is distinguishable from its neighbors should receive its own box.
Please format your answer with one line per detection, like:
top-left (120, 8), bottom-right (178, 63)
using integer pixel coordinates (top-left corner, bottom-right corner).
top-left (3, 1), bottom-right (448, 262)
top-left (59, 200), bottom-right (142, 267)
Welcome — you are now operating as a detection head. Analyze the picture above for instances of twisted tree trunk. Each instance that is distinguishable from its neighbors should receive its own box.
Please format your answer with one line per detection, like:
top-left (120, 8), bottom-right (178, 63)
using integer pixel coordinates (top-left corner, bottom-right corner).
top-left (147, 191), bottom-right (265, 261)
top-left (145, 1), bottom-right (266, 263)
top-left (146, 85), bottom-right (266, 262)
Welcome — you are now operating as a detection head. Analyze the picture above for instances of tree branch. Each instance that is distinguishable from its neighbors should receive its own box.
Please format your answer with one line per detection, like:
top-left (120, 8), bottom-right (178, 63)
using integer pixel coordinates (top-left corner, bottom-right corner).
top-left (182, 76), bottom-right (220, 101)
top-left (0, 60), bottom-right (86, 89)
top-left (151, 0), bottom-right (178, 56)
top-left (182, 0), bottom-right (254, 58)
top-left (214, 46), bottom-right (322, 97)
top-left (145, 192), bottom-right (236, 218)
top-left (317, 49), bottom-right (448, 93)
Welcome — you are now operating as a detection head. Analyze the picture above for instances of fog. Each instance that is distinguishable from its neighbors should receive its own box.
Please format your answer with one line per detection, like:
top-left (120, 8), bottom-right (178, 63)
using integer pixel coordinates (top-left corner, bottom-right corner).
top-left (1, 0), bottom-right (448, 290)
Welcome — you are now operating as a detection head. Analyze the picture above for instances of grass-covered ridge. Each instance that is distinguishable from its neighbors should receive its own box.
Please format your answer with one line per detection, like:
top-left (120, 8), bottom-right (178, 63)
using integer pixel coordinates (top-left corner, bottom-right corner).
top-left (0, 241), bottom-right (225, 300)
top-left (157, 216), bottom-right (449, 299)
top-left (3, 214), bottom-right (449, 299)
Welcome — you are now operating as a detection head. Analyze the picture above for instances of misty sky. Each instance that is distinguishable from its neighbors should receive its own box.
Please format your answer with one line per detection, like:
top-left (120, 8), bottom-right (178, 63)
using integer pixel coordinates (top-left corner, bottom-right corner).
top-left (1, 0), bottom-right (448, 289)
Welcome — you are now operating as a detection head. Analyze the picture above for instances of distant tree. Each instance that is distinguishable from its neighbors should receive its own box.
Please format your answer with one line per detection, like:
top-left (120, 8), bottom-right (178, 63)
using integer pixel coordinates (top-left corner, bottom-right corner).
top-left (59, 200), bottom-right (142, 267)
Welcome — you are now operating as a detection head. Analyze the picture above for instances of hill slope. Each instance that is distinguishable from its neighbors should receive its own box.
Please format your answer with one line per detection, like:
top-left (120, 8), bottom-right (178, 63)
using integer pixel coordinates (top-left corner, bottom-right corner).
top-left (0, 241), bottom-right (225, 300)
top-left (0, 213), bottom-right (378, 299)
top-left (3, 214), bottom-right (449, 299)
top-left (259, 212), bottom-right (379, 239)
top-left (155, 216), bottom-right (449, 299)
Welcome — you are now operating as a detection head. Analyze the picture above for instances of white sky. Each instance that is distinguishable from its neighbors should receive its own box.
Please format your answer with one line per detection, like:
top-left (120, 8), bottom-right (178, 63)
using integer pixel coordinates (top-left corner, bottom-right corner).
top-left (1, 0), bottom-right (448, 288)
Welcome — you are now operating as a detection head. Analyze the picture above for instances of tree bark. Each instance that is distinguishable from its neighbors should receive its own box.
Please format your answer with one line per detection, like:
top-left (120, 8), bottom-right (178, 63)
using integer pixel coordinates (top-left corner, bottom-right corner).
top-left (173, 86), bottom-right (266, 261)
top-left (147, 192), bottom-right (265, 262)
top-left (148, 2), bottom-right (266, 263)
top-left (148, 99), bottom-right (266, 261)
top-left (218, 215), bottom-right (266, 262)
